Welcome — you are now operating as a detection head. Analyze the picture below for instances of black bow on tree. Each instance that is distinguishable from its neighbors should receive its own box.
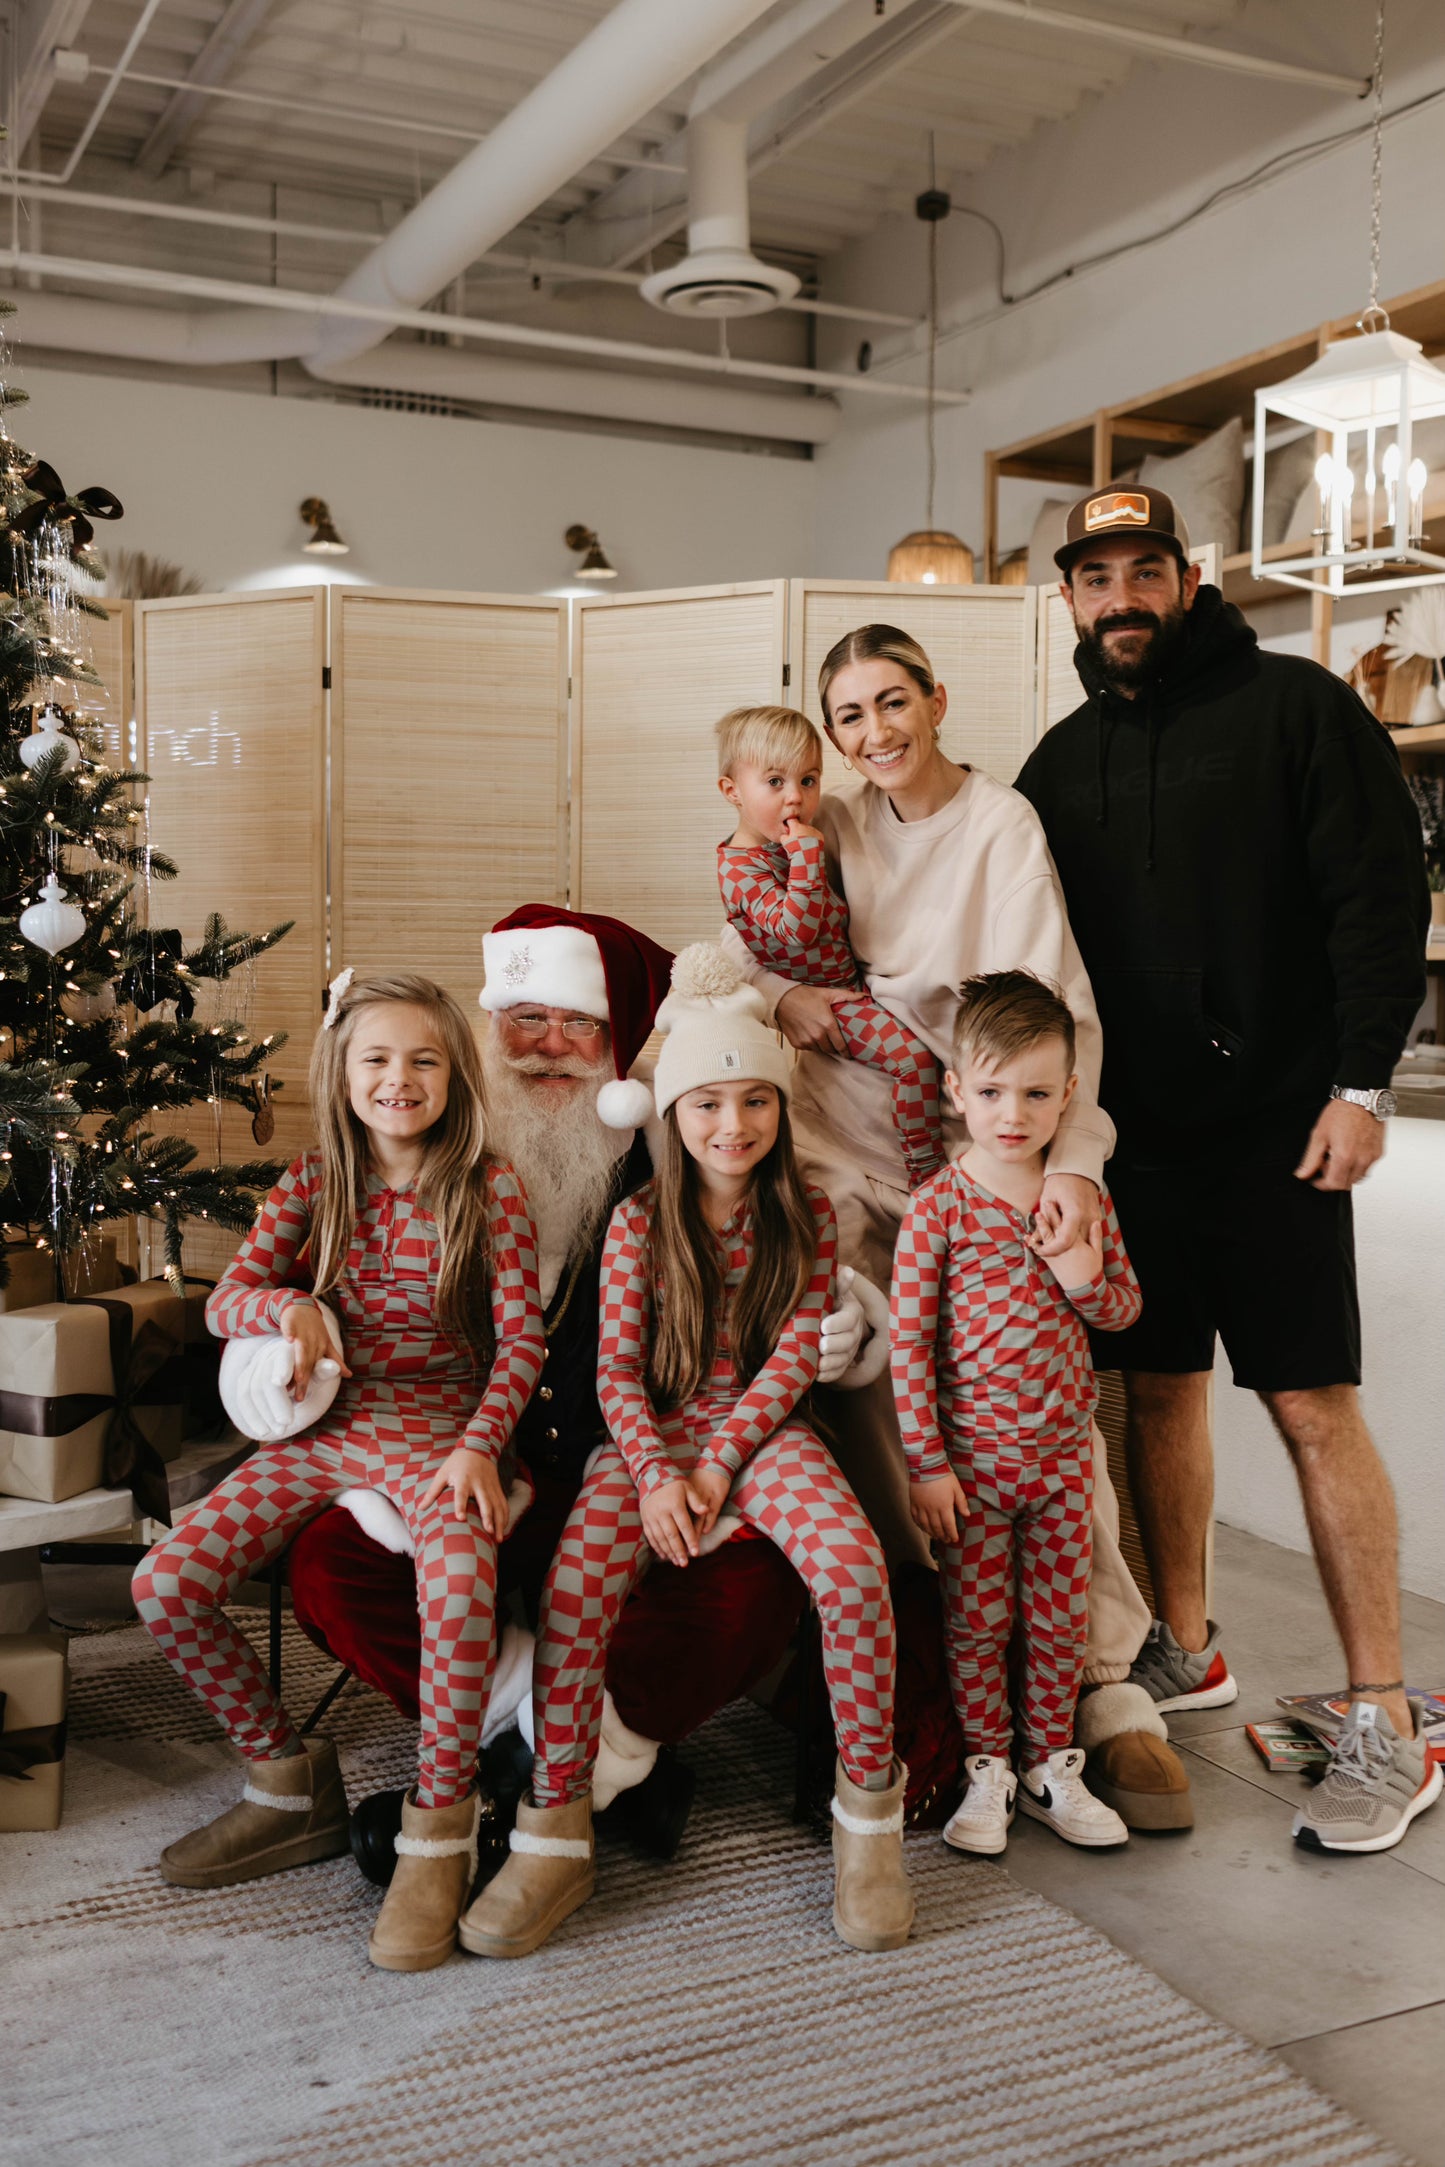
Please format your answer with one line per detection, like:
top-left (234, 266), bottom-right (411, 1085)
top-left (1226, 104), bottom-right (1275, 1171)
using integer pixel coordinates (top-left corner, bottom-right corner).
top-left (9, 461), bottom-right (124, 553)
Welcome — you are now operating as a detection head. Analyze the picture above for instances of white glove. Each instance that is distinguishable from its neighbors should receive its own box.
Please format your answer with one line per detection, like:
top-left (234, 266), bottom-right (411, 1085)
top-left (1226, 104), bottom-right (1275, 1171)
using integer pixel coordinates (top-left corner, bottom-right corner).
top-left (218, 1303), bottom-right (345, 1442)
top-left (819, 1266), bottom-right (891, 1389)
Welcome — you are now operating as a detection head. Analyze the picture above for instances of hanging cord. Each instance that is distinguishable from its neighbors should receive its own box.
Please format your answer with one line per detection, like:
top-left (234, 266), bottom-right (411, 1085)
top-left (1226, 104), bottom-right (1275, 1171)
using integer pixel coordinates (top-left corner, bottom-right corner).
top-left (925, 218), bottom-right (938, 529)
top-left (1361, 0), bottom-right (1389, 331)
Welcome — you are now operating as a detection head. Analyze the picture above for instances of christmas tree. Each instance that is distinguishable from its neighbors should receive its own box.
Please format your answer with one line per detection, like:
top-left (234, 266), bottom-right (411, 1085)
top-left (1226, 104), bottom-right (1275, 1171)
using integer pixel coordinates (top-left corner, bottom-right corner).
top-left (0, 296), bottom-right (292, 1291)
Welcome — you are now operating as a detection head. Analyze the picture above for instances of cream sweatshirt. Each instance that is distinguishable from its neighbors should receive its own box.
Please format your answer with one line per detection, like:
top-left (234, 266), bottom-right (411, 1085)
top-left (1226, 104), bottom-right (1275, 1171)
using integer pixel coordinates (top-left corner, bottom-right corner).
top-left (724, 768), bottom-right (1114, 1191)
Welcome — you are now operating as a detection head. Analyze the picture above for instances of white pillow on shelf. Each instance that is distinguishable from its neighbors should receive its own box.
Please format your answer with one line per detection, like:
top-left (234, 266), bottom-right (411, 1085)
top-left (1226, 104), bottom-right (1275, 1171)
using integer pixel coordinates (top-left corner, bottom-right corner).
top-left (1138, 415), bottom-right (1246, 561)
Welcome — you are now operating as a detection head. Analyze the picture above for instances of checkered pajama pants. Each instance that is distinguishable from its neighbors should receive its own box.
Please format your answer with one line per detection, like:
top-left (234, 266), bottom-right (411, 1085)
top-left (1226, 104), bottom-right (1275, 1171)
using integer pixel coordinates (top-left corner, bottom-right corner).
top-left (533, 1422), bottom-right (896, 1803)
top-left (831, 991), bottom-right (943, 1191)
top-left (935, 1444), bottom-right (1094, 1760)
top-left (132, 1400), bottom-right (499, 1809)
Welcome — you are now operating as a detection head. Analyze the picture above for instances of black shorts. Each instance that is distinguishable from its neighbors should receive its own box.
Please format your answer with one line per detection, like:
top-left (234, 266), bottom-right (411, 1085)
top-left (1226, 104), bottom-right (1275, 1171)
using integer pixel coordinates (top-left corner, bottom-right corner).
top-left (1093, 1144), bottom-right (1361, 1393)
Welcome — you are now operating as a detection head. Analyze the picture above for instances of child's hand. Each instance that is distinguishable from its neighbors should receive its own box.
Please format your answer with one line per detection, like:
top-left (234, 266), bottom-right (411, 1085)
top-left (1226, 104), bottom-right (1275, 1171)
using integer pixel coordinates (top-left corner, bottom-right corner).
top-left (280, 1299), bottom-right (350, 1401)
top-left (1034, 1218), bottom-right (1104, 1292)
top-left (909, 1471), bottom-right (969, 1544)
top-left (423, 1448), bottom-right (508, 1533)
top-left (686, 1463), bottom-right (733, 1541)
top-left (782, 817), bottom-right (824, 847)
top-left (640, 1479), bottom-right (699, 1567)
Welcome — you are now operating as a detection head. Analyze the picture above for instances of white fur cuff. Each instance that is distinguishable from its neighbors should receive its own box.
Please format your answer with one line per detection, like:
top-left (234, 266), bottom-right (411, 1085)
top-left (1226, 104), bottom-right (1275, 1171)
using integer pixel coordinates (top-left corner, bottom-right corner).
top-left (1074, 1682), bottom-right (1169, 1749)
top-left (830, 1798), bottom-right (904, 1837)
top-left (394, 1832), bottom-right (476, 1860)
top-left (509, 1830), bottom-right (591, 1860)
top-left (242, 1782), bottom-right (312, 1811)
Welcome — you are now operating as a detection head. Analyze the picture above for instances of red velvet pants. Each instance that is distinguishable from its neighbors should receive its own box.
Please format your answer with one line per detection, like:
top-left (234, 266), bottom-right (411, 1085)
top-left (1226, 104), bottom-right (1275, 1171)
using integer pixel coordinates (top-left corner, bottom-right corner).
top-left (286, 1473), bottom-right (807, 1745)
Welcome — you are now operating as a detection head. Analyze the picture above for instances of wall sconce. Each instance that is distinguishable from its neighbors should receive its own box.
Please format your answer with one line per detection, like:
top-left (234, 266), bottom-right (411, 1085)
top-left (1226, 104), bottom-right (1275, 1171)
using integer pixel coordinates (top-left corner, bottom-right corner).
top-left (565, 523), bottom-right (617, 580)
top-left (300, 497), bottom-right (350, 554)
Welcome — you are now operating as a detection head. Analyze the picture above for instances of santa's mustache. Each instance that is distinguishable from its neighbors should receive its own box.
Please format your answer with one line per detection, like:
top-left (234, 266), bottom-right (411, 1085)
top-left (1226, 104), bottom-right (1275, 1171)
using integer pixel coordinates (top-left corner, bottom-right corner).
top-left (501, 1049), bottom-right (601, 1081)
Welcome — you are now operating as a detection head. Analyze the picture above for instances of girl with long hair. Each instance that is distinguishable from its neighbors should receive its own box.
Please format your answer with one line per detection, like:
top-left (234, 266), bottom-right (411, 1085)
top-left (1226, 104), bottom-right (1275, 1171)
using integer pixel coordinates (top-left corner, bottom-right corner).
top-left (460, 946), bottom-right (912, 1960)
top-left (133, 971), bottom-right (544, 1972)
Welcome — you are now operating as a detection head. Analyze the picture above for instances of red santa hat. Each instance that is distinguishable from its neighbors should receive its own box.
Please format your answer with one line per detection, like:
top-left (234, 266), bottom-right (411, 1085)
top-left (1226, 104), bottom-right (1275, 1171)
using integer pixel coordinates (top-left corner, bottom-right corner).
top-left (478, 904), bottom-right (673, 1131)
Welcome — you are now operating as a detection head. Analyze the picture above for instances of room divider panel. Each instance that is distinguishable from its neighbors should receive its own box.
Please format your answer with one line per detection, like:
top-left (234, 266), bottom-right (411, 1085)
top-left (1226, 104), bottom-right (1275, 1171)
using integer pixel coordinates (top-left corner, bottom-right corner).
top-left (572, 582), bottom-right (787, 949)
top-left (328, 587), bottom-right (567, 1016)
top-left (136, 588), bottom-right (327, 1274)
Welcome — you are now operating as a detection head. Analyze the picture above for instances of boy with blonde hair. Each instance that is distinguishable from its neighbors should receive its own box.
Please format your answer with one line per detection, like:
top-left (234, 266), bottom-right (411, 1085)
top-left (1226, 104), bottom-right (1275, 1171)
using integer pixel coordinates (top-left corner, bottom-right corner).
top-left (891, 968), bottom-right (1142, 1853)
top-left (716, 703), bottom-right (943, 1189)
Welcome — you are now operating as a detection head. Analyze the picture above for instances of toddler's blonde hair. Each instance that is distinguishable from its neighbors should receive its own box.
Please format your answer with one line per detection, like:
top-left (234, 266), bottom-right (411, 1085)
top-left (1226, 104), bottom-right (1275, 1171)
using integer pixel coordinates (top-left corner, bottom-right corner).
top-left (716, 704), bottom-right (822, 778)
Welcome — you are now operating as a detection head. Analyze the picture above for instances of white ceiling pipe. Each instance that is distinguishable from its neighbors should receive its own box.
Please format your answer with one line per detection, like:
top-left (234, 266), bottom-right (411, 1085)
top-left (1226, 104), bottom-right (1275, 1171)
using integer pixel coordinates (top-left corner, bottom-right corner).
top-left (689, 116), bottom-right (751, 258)
top-left (639, 114), bottom-right (799, 318)
top-left (306, 0), bottom-right (784, 372)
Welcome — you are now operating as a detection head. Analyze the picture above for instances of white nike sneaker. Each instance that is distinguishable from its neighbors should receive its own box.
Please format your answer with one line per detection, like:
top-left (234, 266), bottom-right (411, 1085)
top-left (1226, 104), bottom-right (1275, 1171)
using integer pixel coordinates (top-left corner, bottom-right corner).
top-left (943, 1754), bottom-right (1017, 1856)
top-left (1018, 1748), bottom-right (1129, 1848)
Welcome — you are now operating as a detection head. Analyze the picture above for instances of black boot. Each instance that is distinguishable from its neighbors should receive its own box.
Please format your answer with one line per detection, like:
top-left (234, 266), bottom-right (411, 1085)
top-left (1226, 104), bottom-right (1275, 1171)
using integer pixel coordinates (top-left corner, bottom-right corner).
top-left (352, 1782), bottom-right (509, 1890)
top-left (601, 1747), bottom-right (696, 1861)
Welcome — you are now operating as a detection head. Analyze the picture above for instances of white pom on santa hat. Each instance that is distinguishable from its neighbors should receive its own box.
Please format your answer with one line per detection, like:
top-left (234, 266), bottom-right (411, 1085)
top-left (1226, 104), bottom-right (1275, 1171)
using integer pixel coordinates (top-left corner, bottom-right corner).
top-left (596, 1076), bottom-right (653, 1130)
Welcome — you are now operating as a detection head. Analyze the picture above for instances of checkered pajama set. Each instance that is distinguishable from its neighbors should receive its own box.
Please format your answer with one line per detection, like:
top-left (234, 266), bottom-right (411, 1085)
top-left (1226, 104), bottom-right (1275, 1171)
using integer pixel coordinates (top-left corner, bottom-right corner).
top-left (890, 1166), bottom-right (1142, 1759)
top-left (531, 1181), bottom-right (896, 1804)
top-left (133, 1153), bottom-right (544, 1808)
top-left (718, 835), bottom-right (944, 1189)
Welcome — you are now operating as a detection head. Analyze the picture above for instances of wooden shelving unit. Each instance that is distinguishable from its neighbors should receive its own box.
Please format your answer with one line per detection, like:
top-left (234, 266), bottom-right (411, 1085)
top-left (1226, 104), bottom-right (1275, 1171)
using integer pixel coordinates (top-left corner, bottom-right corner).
top-left (984, 275), bottom-right (1445, 661)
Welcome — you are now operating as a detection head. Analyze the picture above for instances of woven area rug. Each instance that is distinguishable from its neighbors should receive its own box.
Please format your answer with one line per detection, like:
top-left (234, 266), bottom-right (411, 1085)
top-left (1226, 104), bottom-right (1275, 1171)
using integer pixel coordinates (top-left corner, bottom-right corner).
top-left (1, 1619), bottom-right (1410, 2167)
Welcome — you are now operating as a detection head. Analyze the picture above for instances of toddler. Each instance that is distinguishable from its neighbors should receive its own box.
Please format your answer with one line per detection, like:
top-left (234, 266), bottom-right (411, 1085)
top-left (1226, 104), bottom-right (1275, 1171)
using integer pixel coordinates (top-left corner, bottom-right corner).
top-left (715, 703), bottom-right (944, 1188)
top-left (890, 969), bottom-right (1141, 1854)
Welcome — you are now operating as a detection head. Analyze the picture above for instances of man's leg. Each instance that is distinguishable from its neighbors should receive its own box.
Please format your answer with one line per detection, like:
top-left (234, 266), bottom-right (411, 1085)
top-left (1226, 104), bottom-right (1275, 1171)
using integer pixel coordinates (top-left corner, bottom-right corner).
top-left (1122, 1369), bottom-right (1214, 1654)
top-left (1260, 1385), bottom-right (1410, 1738)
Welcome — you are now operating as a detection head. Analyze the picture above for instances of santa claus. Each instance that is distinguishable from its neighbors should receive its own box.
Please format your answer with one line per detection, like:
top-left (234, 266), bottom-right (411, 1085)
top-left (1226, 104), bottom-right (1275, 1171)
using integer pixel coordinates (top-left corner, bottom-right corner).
top-left (284, 905), bottom-right (872, 1855)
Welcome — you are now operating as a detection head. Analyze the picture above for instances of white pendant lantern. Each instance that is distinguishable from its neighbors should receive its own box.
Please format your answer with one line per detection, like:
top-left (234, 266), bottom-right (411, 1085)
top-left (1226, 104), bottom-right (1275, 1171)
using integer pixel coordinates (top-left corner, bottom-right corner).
top-left (19, 705), bottom-right (81, 773)
top-left (20, 876), bottom-right (87, 956)
top-left (1250, 0), bottom-right (1445, 598)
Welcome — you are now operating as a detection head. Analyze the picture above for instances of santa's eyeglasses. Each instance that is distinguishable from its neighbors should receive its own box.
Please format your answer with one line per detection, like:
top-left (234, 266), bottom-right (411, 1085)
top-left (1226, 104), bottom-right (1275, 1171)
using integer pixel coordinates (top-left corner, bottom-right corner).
top-left (506, 1011), bottom-right (604, 1040)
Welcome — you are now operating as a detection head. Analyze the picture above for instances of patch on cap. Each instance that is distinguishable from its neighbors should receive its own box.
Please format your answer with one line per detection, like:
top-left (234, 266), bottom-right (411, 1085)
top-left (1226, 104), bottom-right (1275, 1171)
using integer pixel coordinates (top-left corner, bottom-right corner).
top-left (1086, 490), bottom-right (1151, 532)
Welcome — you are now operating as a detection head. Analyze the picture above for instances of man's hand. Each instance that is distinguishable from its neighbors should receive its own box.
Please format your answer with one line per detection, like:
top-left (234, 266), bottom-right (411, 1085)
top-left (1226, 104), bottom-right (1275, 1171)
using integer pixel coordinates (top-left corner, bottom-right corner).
top-left (640, 1478), bottom-right (699, 1567)
top-left (776, 983), bottom-right (850, 1056)
top-left (280, 1299), bottom-right (349, 1401)
top-left (1038, 1219), bottom-right (1104, 1292)
top-left (1033, 1172), bottom-right (1100, 1256)
top-left (685, 1463), bottom-right (733, 1542)
top-left (1295, 1099), bottom-right (1386, 1190)
top-left (423, 1448), bottom-right (508, 1533)
top-left (909, 1470), bottom-right (969, 1544)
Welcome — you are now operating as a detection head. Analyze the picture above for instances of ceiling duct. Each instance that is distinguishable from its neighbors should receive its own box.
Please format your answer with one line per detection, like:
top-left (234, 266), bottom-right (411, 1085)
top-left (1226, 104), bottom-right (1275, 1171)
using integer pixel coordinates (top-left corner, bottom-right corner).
top-left (639, 115), bottom-right (798, 320)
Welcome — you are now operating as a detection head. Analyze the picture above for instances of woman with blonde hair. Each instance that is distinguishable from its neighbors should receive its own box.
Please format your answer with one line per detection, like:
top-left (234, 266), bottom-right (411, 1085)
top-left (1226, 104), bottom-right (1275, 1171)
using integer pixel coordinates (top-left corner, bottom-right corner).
top-left (133, 970), bottom-right (544, 1970)
top-left (721, 624), bottom-right (1166, 1821)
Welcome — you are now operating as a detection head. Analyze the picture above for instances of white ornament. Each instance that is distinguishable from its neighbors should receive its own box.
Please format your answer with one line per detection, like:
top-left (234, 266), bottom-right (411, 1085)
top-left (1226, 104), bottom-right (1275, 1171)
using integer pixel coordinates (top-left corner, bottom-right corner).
top-left (20, 876), bottom-right (87, 956)
top-left (18, 709), bottom-right (81, 774)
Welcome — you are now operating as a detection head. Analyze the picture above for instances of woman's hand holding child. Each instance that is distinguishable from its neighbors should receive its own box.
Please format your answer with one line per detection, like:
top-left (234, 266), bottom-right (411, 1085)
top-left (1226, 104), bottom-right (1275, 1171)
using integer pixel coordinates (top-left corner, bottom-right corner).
top-left (280, 1298), bottom-right (351, 1401)
top-left (424, 1447), bottom-right (509, 1533)
top-left (909, 1470), bottom-right (969, 1543)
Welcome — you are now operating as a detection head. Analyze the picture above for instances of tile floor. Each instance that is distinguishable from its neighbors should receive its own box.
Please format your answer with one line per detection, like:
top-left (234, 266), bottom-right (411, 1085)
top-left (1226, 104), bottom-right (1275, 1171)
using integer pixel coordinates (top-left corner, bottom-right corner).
top-left (41, 1521), bottom-right (1445, 2166)
top-left (1003, 1523), bottom-right (1445, 2167)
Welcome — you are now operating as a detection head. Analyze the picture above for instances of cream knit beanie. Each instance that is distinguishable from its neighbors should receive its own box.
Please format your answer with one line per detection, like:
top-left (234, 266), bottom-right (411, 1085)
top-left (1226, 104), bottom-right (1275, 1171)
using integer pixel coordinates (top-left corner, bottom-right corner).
top-left (652, 944), bottom-right (792, 1118)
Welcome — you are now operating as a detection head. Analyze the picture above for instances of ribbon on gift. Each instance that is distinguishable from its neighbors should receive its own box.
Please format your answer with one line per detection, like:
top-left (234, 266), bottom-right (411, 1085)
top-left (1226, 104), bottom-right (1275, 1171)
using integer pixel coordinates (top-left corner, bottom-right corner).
top-left (0, 1691), bottom-right (67, 1783)
top-left (75, 1296), bottom-right (227, 1526)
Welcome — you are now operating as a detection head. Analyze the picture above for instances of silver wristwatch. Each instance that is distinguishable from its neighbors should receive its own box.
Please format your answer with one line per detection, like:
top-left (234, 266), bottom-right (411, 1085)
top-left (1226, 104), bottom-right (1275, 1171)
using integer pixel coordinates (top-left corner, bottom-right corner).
top-left (1330, 1085), bottom-right (1398, 1120)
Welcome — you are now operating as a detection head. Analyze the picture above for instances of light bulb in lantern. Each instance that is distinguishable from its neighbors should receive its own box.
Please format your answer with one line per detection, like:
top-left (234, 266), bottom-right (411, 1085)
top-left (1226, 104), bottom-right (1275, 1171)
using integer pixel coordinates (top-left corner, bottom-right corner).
top-left (19, 876), bottom-right (87, 956)
top-left (19, 706), bottom-right (81, 774)
top-left (1408, 458), bottom-right (1429, 544)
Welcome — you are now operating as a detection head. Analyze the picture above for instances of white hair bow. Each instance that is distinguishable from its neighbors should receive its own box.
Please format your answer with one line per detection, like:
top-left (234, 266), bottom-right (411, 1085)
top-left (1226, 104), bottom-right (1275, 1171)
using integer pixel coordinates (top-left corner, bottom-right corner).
top-left (322, 965), bottom-right (355, 1028)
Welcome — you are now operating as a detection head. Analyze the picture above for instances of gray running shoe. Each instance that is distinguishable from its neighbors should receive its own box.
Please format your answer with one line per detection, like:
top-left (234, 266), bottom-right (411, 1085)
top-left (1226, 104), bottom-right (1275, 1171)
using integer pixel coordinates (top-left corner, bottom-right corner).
top-left (1294, 1699), bottom-right (1443, 1854)
top-left (1128, 1619), bottom-right (1238, 1714)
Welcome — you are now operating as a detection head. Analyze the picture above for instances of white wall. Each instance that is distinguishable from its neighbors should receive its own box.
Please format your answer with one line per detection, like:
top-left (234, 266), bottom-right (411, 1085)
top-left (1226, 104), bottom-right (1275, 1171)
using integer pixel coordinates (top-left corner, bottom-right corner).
top-left (8, 362), bottom-right (816, 596)
top-left (1213, 1119), bottom-right (1445, 1603)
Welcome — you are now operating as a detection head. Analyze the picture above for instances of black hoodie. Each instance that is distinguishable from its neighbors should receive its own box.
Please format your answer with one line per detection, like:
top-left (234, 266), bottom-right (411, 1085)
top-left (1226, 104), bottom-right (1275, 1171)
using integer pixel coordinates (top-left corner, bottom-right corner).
top-left (1015, 584), bottom-right (1427, 1166)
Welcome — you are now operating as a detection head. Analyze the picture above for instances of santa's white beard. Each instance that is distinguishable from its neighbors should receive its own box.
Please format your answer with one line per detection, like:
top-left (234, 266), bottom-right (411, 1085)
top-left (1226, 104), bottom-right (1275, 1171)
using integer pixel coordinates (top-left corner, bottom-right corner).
top-left (483, 1041), bottom-right (630, 1301)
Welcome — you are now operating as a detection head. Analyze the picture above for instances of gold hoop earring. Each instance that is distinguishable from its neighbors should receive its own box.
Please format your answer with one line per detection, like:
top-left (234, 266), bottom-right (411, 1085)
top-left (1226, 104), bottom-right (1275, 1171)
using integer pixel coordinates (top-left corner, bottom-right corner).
top-left (843, 758), bottom-right (855, 771)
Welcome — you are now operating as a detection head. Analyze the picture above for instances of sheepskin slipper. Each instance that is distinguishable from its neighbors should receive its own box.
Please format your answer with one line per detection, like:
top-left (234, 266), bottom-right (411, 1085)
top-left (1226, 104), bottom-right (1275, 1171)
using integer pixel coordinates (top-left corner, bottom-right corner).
top-left (1076, 1683), bottom-right (1194, 1832)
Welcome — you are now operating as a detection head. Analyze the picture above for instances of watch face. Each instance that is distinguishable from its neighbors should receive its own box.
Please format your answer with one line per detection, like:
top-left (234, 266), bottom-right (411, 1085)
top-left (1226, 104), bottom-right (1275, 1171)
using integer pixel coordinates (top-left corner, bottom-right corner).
top-left (1377, 1089), bottom-right (1399, 1118)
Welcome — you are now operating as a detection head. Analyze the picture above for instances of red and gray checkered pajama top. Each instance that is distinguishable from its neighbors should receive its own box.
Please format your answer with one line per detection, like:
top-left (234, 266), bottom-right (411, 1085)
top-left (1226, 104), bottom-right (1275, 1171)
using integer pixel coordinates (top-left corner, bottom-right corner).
top-left (717, 834), bottom-right (860, 988)
top-left (207, 1152), bottom-right (545, 1461)
top-left (597, 1179), bottom-right (837, 1494)
top-left (890, 1163), bottom-right (1141, 1481)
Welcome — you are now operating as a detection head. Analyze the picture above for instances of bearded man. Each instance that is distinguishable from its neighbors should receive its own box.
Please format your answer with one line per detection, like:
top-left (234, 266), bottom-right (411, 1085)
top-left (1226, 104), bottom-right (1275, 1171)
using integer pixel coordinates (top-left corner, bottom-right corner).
top-left (287, 905), bottom-right (867, 1834)
top-left (1016, 484), bottom-right (1435, 1856)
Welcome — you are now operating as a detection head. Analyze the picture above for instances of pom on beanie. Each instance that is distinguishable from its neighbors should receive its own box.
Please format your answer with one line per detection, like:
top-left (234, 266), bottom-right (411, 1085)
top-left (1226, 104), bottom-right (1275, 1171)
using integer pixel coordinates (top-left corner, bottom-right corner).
top-left (669, 943), bottom-right (749, 1002)
top-left (653, 943), bottom-right (792, 1117)
top-left (596, 1076), bottom-right (654, 1130)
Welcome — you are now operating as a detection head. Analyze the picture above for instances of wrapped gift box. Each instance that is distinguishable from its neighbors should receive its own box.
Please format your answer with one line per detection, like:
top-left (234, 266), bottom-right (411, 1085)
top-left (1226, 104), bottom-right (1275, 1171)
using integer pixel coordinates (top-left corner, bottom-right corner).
top-left (0, 1281), bottom-right (216, 1514)
top-left (0, 1234), bottom-right (128, 1314)
top-left (0, 1630), bottom-right (68, 1832)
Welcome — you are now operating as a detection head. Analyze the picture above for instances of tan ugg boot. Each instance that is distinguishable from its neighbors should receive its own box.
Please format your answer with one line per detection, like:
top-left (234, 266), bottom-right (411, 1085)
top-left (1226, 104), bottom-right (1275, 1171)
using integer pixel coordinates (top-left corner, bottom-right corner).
top-left (832, 1757), bottom-right (914, 1953)
top-left (368, 1789), bottom-right (480, 1973)
top-left (1076, 1683), bottom-right (1194, 1832)
top-left (160, 1737), bottom-right (351, 1889)
top-left (458, 1794), bottom-right (594, 1959)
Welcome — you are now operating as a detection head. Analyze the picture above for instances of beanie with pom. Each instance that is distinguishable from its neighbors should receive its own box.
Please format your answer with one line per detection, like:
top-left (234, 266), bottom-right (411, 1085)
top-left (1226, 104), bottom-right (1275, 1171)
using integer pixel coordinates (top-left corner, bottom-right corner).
top-left (652, 943), bottom-right (793, 1118)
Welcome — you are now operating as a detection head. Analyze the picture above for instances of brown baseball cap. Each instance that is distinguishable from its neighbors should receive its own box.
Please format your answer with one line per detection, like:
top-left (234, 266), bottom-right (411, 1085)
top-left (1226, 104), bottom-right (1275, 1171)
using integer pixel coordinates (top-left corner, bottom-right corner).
top-left (1055, 482), bottom-right (1191, 572)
